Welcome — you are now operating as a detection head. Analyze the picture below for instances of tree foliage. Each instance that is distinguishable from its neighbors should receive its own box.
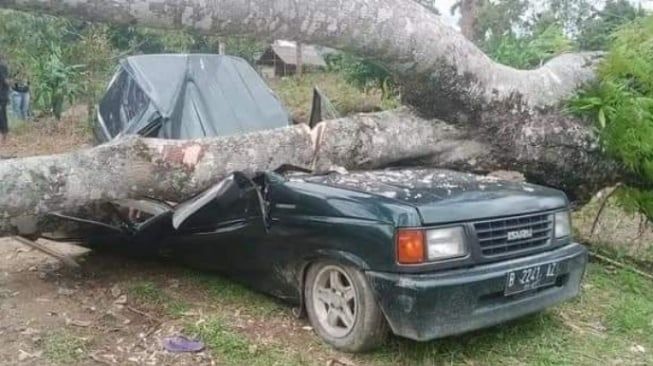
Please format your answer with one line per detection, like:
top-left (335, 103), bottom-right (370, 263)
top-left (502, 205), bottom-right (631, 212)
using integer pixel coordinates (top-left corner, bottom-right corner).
top-left (325, 53), bottom-right (397, 101)
top-left (570, 15), bottom-right (653, 216)
top-left (463, 0), bottom-right (643, 68)
top-left (576, 0), bottom-right (645, 50)
top-left (484, 23), bottom-right (573, 68)
top-left (31, 46), bottom-right (84, 120)
top-left (464, 0), bottom-right (575, 68)
top-left (0, 11), bottom-right (85, 118)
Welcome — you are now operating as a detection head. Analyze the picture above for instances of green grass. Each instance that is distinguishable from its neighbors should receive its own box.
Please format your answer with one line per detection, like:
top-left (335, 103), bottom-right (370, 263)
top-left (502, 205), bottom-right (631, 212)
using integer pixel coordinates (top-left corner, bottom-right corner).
top-left (43, 331), bottom-right (88, 365)
top-left (128, 280), bottom-right (189, 317)
top-left (188, 317), bottom-right (304, 366)
top-left (269, 72), bottom-right (399, 124)
top-left (180, 263), bottom-right (652, 366)
top-left (600, 270), bottom-right (653, 343)
top-left (184, 271), bottom-right (284, 317)
top-left (129, 281), bottom-right (166, 304)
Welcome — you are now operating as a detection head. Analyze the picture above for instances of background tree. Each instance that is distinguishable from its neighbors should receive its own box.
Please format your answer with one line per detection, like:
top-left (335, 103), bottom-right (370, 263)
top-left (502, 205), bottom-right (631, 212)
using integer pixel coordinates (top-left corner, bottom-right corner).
top-left (325, 53), bottom-right (396, 101)
top-left (70, 24), bottom-right (116, 124)
top-left (452, 0), bottom-right (484, 41)
top-left (576, 0), bottom-right (644, 50)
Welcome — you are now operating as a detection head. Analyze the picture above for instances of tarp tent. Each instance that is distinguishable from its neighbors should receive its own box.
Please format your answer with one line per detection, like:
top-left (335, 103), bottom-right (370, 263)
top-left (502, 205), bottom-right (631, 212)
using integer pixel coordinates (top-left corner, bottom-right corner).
top-left (96, 54), bottom-right (291, 142)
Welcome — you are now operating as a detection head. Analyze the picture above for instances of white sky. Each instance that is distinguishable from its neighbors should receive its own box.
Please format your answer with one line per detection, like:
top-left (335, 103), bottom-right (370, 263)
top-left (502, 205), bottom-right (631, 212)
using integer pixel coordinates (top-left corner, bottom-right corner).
top-left (433, 0), bottom-right (653, 29)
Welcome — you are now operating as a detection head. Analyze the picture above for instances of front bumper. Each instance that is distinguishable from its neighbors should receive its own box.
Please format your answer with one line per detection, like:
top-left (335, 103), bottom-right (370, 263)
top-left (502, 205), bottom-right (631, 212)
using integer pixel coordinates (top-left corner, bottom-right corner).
top-left (366, 243), bottom-right (588, 341)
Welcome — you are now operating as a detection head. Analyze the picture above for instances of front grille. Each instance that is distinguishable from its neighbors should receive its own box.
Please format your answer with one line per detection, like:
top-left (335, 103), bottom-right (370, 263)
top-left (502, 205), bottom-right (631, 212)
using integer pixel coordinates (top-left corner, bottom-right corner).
top-left (473, 213), bottom-right (553, 257)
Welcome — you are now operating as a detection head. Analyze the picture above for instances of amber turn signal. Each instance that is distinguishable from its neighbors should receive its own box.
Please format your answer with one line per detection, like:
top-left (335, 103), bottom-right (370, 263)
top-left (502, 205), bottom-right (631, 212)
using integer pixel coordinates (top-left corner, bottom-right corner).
top-left (396, 229), bottom-right (425, 264)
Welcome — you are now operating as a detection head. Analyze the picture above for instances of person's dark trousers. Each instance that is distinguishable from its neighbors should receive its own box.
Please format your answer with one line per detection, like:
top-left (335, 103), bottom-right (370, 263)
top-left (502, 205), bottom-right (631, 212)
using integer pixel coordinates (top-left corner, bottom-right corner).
top-left (0, 102), bottom-right (8, 140)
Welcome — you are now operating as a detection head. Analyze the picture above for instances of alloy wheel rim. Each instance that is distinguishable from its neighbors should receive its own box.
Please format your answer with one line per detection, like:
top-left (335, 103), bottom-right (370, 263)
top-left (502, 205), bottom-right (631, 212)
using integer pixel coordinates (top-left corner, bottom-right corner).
top-left (312, 265), bottom-right (357, 338)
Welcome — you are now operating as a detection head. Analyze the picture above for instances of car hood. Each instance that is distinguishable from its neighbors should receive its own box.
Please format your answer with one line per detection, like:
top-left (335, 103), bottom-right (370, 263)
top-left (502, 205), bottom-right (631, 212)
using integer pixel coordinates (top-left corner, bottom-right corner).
top-left (302, 169), bottom-right (568, 224)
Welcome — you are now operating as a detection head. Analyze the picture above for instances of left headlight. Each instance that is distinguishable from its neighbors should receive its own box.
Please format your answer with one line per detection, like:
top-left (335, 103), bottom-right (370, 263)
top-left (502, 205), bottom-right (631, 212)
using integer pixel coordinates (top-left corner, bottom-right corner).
top-left (554, 211), bottom-right (571, 238)
top-left (426, 227), bottom-right (467, 261)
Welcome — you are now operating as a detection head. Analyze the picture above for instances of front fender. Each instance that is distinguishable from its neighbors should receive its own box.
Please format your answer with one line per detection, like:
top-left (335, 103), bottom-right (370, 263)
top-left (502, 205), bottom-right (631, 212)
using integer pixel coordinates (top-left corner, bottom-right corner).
top-left (309, 249), bottom-right (372, 270)
top-left (295, 249), bottom-right (372, 296)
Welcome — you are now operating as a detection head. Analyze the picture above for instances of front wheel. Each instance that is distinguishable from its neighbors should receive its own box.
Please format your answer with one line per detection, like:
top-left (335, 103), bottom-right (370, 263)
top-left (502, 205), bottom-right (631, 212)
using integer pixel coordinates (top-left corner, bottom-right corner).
top-left (304, 261), bottom-right (388, 352)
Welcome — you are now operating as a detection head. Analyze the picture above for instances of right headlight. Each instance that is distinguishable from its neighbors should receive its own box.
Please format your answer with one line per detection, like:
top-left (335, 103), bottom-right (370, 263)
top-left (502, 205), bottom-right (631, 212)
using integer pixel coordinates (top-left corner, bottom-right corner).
top-left (395, 226), bottom-right (468, 265)
top-left (425, 227), bottom-right (467, 261)
top-left (554, 211), bottom-right (571, 238)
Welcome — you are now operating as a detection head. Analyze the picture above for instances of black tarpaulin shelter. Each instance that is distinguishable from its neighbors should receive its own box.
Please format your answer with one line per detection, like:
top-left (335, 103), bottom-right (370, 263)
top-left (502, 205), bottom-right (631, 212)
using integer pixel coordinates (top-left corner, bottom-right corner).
top-left (95, 54), bottom-right (291, 142)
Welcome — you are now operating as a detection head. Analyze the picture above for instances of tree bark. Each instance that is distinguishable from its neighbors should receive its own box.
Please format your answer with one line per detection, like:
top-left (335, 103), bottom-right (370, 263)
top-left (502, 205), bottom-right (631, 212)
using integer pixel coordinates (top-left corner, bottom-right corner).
top-left (296, 42), bottom-right (303, 77)
top-left (459, 0), bottom-right (482, 41)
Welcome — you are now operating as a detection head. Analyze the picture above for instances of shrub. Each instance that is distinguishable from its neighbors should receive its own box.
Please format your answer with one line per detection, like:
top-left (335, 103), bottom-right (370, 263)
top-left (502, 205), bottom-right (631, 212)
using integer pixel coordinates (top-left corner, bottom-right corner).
top-left (569, 16), bottom-right (653, 215)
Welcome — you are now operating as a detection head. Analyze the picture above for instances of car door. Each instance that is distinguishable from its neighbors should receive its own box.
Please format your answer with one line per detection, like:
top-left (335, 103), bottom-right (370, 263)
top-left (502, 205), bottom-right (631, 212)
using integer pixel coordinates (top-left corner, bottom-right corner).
top-left (170, 173), bottom-right (268, 275)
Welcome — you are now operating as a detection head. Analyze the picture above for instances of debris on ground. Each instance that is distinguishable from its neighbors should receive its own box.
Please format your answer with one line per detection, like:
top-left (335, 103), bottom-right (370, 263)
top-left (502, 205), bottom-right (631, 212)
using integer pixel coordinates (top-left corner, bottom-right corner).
top-left (58, 287), bottom-right (76, 296)
top-left (162, 335), bottom-right (205, 353)
top-left (631, 344), bottom-right (647, 354)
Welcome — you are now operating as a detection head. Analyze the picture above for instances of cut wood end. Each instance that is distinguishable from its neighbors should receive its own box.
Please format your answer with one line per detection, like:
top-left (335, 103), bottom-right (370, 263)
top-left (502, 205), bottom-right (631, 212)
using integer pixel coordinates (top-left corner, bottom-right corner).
top-left (160, 143), bottom-right (206, 169)
top-left (182, 145), bottom-right (204, 168)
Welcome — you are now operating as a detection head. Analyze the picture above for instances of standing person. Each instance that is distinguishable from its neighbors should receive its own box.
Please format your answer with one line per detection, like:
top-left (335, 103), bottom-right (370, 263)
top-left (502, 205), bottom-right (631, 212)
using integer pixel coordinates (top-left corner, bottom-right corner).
top-left (0, 62), bottom-right (9, 144)
top-left (10, 79), bottom-right (20, 118)
top-left (12, 79), bottom-right (30, 120)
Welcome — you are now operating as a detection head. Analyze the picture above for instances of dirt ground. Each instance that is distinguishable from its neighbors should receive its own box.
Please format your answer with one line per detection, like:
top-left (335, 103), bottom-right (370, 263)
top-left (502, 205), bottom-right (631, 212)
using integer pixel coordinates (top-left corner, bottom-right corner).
top-left (0, 238), bottom-right (209, 365)
top-left (0, 237), bottom-right (355, 366)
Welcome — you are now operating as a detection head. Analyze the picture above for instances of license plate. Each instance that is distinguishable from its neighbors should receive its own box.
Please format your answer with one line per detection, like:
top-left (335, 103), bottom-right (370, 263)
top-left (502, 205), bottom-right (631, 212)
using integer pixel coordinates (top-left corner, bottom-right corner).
top-left (505, 262), bottom-right (560, 296)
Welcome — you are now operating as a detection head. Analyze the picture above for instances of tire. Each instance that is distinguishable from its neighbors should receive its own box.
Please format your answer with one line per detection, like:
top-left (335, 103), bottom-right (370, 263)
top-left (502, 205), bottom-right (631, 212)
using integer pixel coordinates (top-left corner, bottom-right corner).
top-left (304, 260), bottom-right (388, 352)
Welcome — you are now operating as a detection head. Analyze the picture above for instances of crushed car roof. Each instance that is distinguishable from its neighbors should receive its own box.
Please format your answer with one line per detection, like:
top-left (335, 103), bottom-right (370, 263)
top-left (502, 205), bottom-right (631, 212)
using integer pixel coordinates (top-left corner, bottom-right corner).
top-left (97, 54), bottom-right (291, 141)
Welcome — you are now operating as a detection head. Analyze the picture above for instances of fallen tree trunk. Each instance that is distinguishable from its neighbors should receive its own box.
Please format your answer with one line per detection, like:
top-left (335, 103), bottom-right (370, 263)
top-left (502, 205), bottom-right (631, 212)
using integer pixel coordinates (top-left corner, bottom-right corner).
top-left (0, 108), bottom-right (620, 237)
top-left (1, 109), bottom-right (473, 236)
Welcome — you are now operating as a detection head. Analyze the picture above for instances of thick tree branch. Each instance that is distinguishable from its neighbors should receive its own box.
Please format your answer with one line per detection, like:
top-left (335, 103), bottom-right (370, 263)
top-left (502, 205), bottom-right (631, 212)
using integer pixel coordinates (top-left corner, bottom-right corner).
top-left (0, 0), bottom-right (599, 117)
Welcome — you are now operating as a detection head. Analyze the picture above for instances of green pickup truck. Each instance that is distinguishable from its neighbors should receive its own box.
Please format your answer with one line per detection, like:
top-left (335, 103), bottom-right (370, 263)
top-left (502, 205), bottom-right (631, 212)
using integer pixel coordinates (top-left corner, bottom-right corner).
top-left (50, 168), bottom-right (587, 352)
